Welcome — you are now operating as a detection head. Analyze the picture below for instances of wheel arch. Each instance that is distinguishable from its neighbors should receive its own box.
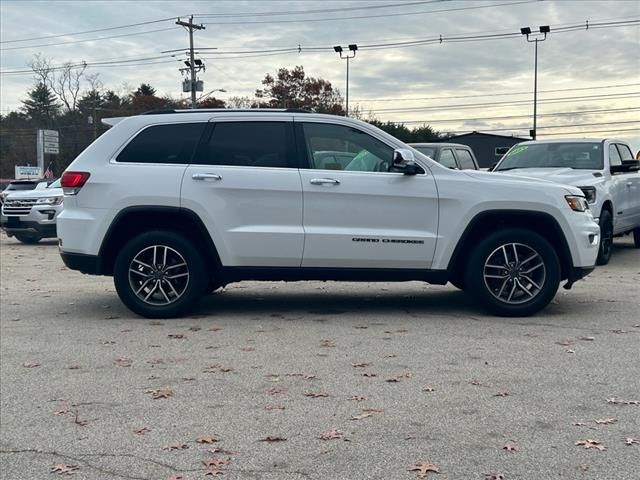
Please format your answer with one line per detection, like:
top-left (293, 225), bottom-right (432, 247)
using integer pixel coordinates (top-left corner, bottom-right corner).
top-left (447, 210), bottom-right (573, 282)
top-left (98, 206), bottom-right (221, 278)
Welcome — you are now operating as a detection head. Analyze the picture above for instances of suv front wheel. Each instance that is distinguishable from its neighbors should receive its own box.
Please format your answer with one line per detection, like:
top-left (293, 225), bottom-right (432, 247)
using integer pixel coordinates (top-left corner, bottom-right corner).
top-left (466, 228), bottom-right (561, 317)
top-left (114, 230), bottom-right (207, 318)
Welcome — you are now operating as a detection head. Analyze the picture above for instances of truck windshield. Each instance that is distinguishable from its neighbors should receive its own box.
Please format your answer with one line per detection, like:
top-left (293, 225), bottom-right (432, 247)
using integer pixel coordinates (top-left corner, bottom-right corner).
top-left (496, 142), bottom-right (603, 171)
top-left (412, 146), bottom-right (436, 158)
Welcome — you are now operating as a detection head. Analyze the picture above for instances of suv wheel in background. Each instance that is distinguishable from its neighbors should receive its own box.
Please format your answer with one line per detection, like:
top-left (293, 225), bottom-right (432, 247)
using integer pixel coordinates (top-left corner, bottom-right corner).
top-left (14, 233), bottom-right (42, 244)
top-left (596, 210), bottom-right (613, 265)
top-left (466, 228), bottom-right (561, 317)
top-left (113, 230), bottom-right (207, 318)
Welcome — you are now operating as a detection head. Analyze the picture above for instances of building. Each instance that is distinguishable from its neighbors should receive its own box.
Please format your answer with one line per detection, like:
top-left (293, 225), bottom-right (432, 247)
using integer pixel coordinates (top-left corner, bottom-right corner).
top-left (438, 132), bottom-right (528, 168)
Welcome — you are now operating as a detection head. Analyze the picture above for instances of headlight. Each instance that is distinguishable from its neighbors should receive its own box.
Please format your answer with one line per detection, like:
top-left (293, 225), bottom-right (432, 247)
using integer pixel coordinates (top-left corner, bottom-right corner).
top-left (35, 196), bottom-right (63, 205)
top-left (578, 186), bottom-right (596, 204)
top-left (565, 195), bottom-right (589, 212)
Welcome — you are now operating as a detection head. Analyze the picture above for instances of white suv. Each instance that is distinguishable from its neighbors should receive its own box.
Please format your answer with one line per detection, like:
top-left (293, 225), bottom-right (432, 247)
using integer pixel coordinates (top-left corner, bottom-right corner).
top-left (57, 110), bottom-right (600, 318)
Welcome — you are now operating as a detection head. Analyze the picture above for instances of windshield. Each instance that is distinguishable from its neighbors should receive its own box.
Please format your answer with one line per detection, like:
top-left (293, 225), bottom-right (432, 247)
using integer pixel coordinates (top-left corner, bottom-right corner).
top-left (47, 179), bottom-right (61, 188)
top-left (412, 146), bottom-right (436, 158)
top-left (496, 142), bottom-right (603, 171)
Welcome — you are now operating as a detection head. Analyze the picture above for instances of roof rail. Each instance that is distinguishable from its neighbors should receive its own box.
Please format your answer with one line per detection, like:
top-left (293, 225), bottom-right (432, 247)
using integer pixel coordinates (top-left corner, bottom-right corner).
top-left (140, 108), bottom-right (315, 115)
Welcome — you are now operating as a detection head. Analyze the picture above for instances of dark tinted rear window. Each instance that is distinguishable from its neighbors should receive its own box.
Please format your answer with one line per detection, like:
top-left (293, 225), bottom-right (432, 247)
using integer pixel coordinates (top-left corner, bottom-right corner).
top-left (8, 183), bottom-right (38, 191)
top-left (202, 122), bottom-right (294, 168)
top-left (117, 123), bottom-right (205, 164)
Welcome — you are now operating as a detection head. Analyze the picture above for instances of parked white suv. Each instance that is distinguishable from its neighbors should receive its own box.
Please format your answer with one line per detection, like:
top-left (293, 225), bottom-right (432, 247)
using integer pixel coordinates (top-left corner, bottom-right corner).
top-left (1, 179), bottom-right (63, 243)
top-left (57, 110), bottom-right (600, 318)
top-left (493, 139), bottom-right (640, 264)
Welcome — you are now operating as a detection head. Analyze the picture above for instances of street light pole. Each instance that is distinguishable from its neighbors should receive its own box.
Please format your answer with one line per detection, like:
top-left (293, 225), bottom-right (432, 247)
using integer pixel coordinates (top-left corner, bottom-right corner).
top-left (334, 44), bottom-right (358, 116)
top-left (521, 25), bottom-right (550, 140)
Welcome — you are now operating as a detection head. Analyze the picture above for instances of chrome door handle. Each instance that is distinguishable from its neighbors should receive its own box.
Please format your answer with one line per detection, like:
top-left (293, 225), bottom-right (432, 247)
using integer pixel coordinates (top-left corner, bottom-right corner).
top-left (310, 178), bottom-right (340, 185)
top-left (192, 173), bottom-right (222, 181)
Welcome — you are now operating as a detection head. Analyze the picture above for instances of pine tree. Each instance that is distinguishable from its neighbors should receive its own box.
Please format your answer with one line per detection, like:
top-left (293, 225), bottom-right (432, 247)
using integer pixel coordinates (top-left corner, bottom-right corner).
top-left (21, 82), bottom-right (60, 121)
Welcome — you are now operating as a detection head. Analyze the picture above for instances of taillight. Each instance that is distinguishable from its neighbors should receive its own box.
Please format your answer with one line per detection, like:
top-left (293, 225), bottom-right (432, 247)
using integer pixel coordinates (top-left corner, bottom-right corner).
top-left (61, 171), bottom-right (90, 195)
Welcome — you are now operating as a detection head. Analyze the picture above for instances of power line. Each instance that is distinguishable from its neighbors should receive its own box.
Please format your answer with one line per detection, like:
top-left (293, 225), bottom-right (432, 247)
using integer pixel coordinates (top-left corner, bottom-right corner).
top-left (0, 17), bottom-right (179, 44)
top-left (367, 92), bottom-right (640, 114)
top-left (539, 127), bottom-right (640, 136)
top-left (199, 1), bottom-right (535, 25)
top-left (352, 83), bottom-right (640, 103)
top-left (441, 120), bottom-right (640, 134)
top-left (392, 107), bottom-right (640, 124)
top-left (194, 0), bottom-right (446, 18)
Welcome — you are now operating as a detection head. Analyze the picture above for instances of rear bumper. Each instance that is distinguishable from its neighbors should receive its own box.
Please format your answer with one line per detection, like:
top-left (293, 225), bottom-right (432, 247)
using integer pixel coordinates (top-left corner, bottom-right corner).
top-left (60, 250), bottom-right (101, 275)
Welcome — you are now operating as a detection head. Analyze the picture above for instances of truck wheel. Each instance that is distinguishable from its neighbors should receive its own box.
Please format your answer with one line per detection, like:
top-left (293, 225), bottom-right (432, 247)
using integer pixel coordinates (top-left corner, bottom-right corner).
top-left (466, 228), bottom-right (561, 317)
top-left (633, 228), bottom-right (640, 248)
top-left (14, 233), bottom-right (42, 244)
top-left (114, 230), bottom-right (207, 318)
top-left (596, 210), bottom-right (613, 265)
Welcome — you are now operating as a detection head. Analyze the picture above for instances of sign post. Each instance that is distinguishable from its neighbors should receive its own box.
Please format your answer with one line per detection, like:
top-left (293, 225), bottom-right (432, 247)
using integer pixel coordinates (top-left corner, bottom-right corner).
top-left (37, 129), bottom-right (59, 175)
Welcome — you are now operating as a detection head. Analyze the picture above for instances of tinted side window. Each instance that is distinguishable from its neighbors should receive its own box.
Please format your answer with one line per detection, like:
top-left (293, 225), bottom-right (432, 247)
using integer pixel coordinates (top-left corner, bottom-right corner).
top-left (117, 123), bottom-right (205, 164)
top-left (616, 144), bottom-right (634, 161)
top-left (204, 122), bottom-right (294, 168)
top-left (456, 149), bottom-right (476, 169)
top-left (302, 122), bottom-right (394, 172)
top-left (609, 144), bottom-right (622, 167)
top-left (439, 149), bottom-right (457, 169)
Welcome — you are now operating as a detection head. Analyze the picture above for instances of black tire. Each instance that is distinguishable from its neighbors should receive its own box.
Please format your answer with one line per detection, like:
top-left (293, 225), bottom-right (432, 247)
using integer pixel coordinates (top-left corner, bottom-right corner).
top-left (596, 210), bottom-right (613, 265)
top-left (449, 275), bottom-right (466, 291)
top-left (14, 233), bottom-right (42, 244)
top-left (633, 228), bottom-right (640, 248)
top-left (113, 230), bottom-right (207, 318)
top-left (466, 228), bottom-right (561, 317)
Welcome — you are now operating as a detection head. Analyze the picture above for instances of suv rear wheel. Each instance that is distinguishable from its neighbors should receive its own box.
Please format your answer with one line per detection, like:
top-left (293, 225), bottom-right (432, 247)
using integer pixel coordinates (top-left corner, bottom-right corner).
top-left (466, 228), bottom-right (561, 317)
top-left (113, 230), bottom-right (207, 318)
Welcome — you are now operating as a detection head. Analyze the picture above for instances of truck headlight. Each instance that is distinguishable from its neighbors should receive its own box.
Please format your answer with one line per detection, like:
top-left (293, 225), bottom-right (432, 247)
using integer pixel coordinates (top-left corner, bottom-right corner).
top-left (565, 195), bottom-right (589, 212)
top-left (578, 186), bottom-right (596, 204)
top-left (35, 196), bottom-right (63, 205)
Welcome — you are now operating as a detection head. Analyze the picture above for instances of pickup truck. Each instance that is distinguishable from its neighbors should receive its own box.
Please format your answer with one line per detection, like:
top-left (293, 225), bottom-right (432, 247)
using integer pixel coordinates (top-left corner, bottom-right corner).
top-left (493, 139), bottom-right (640, 264)
top-left (409, 143), bottom-right (479, 170)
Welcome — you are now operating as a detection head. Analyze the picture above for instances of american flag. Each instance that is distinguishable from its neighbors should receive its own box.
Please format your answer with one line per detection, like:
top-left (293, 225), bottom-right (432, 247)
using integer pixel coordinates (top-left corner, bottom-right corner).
top-left (44, 162), bottom-right (54, 179)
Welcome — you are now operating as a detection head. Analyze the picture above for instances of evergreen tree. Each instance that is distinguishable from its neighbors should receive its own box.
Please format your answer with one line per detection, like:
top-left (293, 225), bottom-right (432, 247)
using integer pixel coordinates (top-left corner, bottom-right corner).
top-left (21, 82), bottom-right (60, 121)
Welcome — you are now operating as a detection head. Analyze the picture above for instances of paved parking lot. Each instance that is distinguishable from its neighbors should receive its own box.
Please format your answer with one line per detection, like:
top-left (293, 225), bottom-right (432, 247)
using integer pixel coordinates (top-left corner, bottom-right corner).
top-left (1, 232), bottom-right (639, 480)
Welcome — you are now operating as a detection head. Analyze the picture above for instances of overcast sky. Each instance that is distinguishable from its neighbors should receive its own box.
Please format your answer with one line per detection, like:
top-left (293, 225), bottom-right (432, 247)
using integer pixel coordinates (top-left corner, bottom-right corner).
top-left (1, 0), bottom-right (639, 150)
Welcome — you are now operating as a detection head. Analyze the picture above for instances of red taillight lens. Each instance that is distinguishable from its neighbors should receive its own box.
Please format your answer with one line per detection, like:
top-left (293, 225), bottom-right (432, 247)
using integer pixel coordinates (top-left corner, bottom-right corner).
top-left (61, 171), bottom-right (90, 188)
top-left (61, 171), bottom-right (90, 194)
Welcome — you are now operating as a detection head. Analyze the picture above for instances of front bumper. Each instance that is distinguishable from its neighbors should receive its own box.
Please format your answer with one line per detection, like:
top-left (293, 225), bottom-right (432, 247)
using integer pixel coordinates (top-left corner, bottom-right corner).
top-left (0, 216), bottom-right (57, 238)
top-left (564, 265), bottom-right (595, 290)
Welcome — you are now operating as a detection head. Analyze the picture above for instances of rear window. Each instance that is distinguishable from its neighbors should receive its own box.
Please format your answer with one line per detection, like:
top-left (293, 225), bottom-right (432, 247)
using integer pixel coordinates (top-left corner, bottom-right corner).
top-left (117, 123), bottom-right (205, 164)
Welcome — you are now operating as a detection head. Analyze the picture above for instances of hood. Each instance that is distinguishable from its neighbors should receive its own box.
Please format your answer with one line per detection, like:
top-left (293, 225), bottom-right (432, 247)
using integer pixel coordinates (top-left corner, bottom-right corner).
top-left (462, 169), bottom-right (584, 196)
top-left (5, 187), bottom-right (63, 199)
top-left (492, 168), bottom-right (601, 186)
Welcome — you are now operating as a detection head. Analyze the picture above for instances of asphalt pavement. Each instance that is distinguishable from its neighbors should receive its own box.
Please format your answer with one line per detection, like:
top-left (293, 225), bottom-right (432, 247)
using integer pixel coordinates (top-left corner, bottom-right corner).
top-left (1, 233), bottom-right (639, 480)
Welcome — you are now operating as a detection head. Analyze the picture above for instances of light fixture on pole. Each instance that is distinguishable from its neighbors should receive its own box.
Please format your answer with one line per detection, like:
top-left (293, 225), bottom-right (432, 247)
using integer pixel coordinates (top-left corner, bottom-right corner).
top-left (521, 25), bottom-right (550, 140)
top-left (334, 44), bottom-right (358, 116)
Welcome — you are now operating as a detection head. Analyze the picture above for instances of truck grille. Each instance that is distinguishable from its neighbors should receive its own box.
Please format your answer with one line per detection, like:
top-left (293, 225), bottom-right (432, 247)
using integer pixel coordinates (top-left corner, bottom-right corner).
top-left (2, 198), bottom-right (37, 216)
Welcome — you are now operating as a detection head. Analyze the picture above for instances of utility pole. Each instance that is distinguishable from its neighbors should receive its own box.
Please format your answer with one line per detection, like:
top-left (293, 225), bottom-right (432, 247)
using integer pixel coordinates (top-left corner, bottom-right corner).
top-left (333, 44), bottom-right (358, 116)
top-left (176, 16), bottom-right (205, 109)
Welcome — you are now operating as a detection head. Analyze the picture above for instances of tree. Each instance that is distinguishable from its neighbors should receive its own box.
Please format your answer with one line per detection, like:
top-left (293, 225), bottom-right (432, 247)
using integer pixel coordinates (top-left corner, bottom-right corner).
top-left (133, 83), bottom-right (157, 97)
top-left (368, 120), bottom-right (439, 143)
top-left (21, 82), bottom-right (60, 121)
top-left (255, 66), bottom-right (344, 114)
top-left (28, 54), bottom-right (87, 113)
top-left (198, 97), bottom-right (226, 108)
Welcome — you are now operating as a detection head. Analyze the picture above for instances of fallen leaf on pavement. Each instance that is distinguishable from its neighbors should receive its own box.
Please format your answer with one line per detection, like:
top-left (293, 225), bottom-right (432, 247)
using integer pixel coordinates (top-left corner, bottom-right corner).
top-left (267, 387), bottom-right (285, 395)
top-left (204, 469), bottom-right (224, 477)
top-left (351, 413), bottom-right (373, 420)
top-left (362, 407), bottom-right (384, 413)
top-left (196, 435), bottom-right (219, 444)
top-left (503, 442), bottom-right (518, 452)
top-left (485, 474), bottom-right (505, 480)
top-left (320, 339), bottom-right (335, 347)
top-left (575, 439), bottom-right (606, 451)
top-left (594, 418), bottom-right (616, 425)
top-left (188, 326), bottom-right (201, 331)
top-left (423, 386), bottom-right (435, 392)
top-left (304, 391), bottom-right (329, 398)
top-left (493, 391), bottom-right (510, 397)
top-left (133, 427), bottom-right (150, 435)
top-left (240, 346), bottom-right (255, 352)
top-left (23, 362), bottom-right (40, 368)
top-left (167, 475), bottom-right (187, 480)
top-left (163, 443), bottom-right (188, 450)
top-left (409, 462), bottom-right (440, 478)
top-left (352, 361), bottom-right (370, 368)
top-left (556, 340), bottom-right (571, 347)
top-left (202, 458), bottom-right (228, 468)
top-left (363, 372), bottom-right (377, 377)
top-left (168, 334), bottom-right (185, 339)
top-left (577, 335), bottom-right (595, 341)
top-left (145, 388), bottom-right (173, 399)
top-left (208, 447), bottom-right (238, 455)
top-left (114, 356), bottom-right (132, 367)
top-left (320, 429), bottom-right (344, 440)
top-left (349, 395), bottom-right (367, 401)
top-left (50, 463), bottom-right (79, 475)
top-left (624, 437), bottom-right (638, 445)
top-left (259, 436), bottom-right (287, 442)
top-left (607, 398), bottom-right (640, 405)
top-left (469, 379), bottom-right (483, 386)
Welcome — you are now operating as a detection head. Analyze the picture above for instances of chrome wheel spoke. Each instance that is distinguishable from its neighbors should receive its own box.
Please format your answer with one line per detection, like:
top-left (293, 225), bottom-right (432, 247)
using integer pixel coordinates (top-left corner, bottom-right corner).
top-left (128, 244), bottom-right (190, 307)
top-left (506, 281), bottom-right (517, 302)
top-left (521, 274), bottom-right (541, 290)
top-left (485, 273), bottom-right (509, 279)
top-left (522, 261), bottom-right (543, 274)
top-left (516, 279), bottom-right (534, 297)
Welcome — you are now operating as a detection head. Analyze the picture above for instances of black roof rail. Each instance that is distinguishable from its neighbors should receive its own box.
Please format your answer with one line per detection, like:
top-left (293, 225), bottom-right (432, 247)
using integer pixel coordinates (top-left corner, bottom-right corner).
top-left (141, 108), bottom-right (315, 115)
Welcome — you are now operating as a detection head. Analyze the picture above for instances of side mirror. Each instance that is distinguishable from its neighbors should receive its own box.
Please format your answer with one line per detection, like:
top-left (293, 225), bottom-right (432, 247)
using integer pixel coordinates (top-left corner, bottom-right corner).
top-left (392, 148), bottom-right (419, 175)
top-left (611, 160), bottom-right (640, 174)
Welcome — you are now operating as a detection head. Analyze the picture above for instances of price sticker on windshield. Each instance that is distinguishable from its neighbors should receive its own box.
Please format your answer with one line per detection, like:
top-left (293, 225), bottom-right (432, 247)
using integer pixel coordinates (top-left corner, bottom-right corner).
top-left (507, 146), bottom-right (528, 156)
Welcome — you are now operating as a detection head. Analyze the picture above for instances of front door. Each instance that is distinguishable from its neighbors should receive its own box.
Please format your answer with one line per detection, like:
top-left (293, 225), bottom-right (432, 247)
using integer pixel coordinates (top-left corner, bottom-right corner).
top-left (297, 120), bottom-right (439, 269)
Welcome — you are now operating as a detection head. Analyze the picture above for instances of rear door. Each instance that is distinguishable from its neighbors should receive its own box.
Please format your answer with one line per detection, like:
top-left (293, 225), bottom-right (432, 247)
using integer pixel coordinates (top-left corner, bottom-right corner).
top-left (615, 143), bottom-right (640, 229)
top-left (297, 120), bottom-right (439, 269)
top-left (182, 116), bottom-right (304, 267)
top-left (607, 142), bottom-right (631, 233)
